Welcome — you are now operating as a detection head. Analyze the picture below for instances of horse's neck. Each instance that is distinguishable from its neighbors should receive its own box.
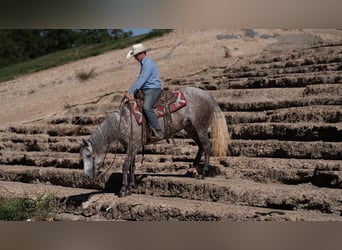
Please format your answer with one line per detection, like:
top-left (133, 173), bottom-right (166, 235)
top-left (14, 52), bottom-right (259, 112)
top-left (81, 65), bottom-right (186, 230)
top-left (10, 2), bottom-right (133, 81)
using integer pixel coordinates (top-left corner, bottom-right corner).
top-left (89, 111), bottom-right (120, 155)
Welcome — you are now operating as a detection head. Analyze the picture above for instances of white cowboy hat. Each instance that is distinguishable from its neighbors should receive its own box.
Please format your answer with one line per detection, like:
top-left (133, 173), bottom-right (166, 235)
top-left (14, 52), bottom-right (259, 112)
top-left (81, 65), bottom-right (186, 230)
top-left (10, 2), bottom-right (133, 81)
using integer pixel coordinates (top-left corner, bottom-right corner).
top-left (126, 43), bottom-right (150, 58)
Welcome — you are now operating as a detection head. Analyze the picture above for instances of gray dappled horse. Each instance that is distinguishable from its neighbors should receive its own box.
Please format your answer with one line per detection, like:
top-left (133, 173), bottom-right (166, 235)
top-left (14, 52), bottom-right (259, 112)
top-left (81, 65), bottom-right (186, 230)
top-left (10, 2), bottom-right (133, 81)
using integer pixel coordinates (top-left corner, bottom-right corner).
top-left (80, 86), bottom-right (229, 197)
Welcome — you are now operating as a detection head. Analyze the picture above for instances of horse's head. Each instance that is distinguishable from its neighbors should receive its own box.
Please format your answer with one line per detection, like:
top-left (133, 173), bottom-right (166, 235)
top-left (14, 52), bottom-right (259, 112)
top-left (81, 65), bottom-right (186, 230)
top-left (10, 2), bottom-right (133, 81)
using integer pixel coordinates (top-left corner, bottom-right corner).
top-left (79, 139), bottom-right (102, 179)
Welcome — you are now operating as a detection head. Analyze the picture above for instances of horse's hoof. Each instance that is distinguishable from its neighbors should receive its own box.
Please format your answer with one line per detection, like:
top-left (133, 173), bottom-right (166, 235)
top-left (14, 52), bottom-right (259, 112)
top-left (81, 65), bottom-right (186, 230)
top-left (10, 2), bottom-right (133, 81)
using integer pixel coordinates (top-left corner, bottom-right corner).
top-left (197, 174), bottom-right (205, 180)
top-left (187, 167), bottom-right (199, 178)
top-left (119, 189), bottom-right (131, 197)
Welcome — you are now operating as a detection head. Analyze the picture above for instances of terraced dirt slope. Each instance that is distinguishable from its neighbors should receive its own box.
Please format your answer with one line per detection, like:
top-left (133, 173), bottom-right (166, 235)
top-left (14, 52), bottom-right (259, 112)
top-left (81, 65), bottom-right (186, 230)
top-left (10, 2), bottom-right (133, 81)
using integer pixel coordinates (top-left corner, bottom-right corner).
top-left (0, 29), bottom-right (341, 221)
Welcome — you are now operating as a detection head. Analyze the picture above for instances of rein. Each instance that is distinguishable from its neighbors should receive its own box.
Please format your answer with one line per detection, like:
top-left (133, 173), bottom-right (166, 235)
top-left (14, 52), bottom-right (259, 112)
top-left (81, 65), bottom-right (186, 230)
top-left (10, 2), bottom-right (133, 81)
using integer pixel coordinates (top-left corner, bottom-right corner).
top-left (126, 96), bottom-right (145, 169)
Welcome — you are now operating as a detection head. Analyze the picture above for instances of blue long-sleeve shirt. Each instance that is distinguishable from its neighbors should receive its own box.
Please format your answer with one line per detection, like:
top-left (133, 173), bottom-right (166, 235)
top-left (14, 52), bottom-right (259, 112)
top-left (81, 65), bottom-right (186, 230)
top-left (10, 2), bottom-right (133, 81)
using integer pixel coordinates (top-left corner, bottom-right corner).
top-left (128, 56), bottom-right (161, 94)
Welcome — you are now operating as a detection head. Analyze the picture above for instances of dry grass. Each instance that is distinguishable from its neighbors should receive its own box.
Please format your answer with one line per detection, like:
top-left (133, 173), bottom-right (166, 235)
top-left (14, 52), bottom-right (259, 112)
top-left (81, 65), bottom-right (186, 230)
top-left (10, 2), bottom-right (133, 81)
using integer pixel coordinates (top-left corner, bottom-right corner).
top-left (76, 69), bottom-right (96, 82)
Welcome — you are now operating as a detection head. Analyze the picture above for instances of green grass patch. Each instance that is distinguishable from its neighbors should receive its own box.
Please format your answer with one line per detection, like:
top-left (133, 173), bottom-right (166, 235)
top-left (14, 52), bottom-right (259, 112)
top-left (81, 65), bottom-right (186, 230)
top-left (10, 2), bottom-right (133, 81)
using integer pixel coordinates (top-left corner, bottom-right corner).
top-left (0, 195), bottom-right (55, 221)
top-left (0, 29), bottom-right (173, 83)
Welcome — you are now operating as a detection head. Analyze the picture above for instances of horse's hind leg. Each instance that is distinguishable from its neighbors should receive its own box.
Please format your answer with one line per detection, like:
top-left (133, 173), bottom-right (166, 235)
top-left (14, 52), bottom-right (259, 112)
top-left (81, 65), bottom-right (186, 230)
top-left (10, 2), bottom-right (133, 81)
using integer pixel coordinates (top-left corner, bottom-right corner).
top-left (194, 147), bottom-right (204, 168)
top-left (197, 131), bottom-right (211, 179)
top-left (184, 126), bottom-right (210, 179)
top-left (184, 126), bottom-right (201, 175)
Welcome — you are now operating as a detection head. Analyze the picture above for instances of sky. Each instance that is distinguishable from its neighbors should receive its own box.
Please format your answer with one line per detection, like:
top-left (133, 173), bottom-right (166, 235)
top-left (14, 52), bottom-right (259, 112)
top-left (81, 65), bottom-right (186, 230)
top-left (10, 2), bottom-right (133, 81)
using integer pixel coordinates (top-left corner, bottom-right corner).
top-left (125, 29), bottom-right (152, 36)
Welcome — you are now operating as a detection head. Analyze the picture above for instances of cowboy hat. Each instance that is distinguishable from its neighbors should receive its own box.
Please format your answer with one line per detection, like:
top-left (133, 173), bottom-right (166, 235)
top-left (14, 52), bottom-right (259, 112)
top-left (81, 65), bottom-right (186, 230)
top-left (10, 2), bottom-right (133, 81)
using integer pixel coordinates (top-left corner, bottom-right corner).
top-left (126, 43), bottom-right (150, 58)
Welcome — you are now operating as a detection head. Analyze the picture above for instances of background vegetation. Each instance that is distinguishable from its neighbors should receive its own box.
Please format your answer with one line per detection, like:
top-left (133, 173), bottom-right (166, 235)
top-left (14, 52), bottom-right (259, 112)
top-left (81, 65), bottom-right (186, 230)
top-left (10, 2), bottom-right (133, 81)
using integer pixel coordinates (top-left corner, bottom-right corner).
top-left (0, 29), bottom-right (172, 83)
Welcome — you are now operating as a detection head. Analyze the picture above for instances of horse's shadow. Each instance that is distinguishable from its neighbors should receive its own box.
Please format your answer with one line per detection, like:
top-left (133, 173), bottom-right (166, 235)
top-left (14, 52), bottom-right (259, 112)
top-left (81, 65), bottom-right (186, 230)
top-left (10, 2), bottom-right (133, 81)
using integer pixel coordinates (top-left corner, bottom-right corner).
top-left (56, 172), bottom-right (188, 207)
top-left (103, 172), bottom-right (189, 195)
top-left (60, 164), bottom-right (222, 204)
top-left (58, 190), bottom-right (103, 208)
top-left (103, 163), bottom-right (222, 195)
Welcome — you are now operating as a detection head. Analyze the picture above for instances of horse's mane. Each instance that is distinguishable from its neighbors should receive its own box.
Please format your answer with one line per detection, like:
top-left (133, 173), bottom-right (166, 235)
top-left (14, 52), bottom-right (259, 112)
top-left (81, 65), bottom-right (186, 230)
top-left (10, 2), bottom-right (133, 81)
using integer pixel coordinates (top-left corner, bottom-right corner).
top-left (89, 109), bottom-right (121, 154)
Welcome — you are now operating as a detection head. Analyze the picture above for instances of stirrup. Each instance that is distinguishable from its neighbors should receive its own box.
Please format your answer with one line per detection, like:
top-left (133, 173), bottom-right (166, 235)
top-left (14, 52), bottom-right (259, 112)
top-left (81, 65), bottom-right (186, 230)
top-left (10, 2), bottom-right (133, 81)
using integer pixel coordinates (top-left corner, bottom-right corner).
top-left (150, 128), bottom-right (163, 140)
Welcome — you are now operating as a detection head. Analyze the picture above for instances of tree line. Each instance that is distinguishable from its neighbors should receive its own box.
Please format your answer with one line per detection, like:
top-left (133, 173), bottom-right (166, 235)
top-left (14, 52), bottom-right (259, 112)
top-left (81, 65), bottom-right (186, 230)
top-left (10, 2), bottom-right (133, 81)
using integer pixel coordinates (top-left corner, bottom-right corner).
top-left (0, 29), bottom-right (133, 68)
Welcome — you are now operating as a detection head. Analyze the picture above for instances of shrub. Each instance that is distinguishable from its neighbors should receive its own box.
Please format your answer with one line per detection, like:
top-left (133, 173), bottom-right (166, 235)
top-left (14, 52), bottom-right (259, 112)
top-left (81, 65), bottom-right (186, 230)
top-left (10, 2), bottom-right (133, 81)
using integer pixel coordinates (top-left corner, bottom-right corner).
top-left (76, 69), bottom-right (96, 82)
top-left (0, 195), bottom-right (54, 221)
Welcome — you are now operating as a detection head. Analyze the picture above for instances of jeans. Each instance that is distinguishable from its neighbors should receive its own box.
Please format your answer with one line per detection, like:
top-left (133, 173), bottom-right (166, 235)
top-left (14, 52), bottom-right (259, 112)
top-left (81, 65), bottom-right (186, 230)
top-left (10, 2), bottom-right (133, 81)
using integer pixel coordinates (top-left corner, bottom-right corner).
top-left (142, 88), bottom-right (162, 132)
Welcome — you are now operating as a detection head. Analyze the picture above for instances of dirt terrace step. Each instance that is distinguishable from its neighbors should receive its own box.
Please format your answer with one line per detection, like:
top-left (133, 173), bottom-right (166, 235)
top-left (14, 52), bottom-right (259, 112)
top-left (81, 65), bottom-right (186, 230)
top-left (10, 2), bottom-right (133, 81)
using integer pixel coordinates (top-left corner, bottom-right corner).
top-left (2, 154), bottom-right (341, 189)
top-left (5, 113), bottom-right (341, 146)
top-left (252, 45), bottom-right (342, 65)
top-left (171, 56), bottom-right (342, 87)
top-left (1, 165), bottom-right (342, 216)
top-left (221, 63), bottom-right (342, 79)
top-left (1, 125), bottom-right (195, 142)
top-left (2, 134), bottom-right (341, 161)
top-left (185, 73), bottom-right (342, 90)
top-left (221, 157), bottom-right (342, 187)
top-left (2, 124), bottom-right (96, 136)
top-left (232, 74), bottom-right (341, 90)
top-left (228, 122), bottom-right (342, 142)
top-left (64, 102), bottom-right (121, 116)
top-left (224, 105), bottom-right (342, 124)
top-left (48, 115), bottom-right (106, 125)
top-left (135, 176), bottom-right (342, 215)
top-left (230, 140), bottom-right (342, 160)
top-left (1, 138), bottom-right (81, 153)
top-left (0, 151), bottom-right (82, 168)
top-left (0, 133), bottom-right (201, 155)
top-left (250, 54), bottom-right (342, 71)
top-left (0, 165), bottom-right (191, 191)
top-left (0, 166), bottom-right (99, 189)
top-left (2, 137), bottom-right (341, 161)
top-left (1, 180), bottom-right (342, 221)
top-left (0, 152), bottom-right (197, 174)
top-left (218, 95), bottom-right (342, 112)
top-left (0, 148), bottom-right (201, 166)
top-left (212, 84), bottom-right (341, 101)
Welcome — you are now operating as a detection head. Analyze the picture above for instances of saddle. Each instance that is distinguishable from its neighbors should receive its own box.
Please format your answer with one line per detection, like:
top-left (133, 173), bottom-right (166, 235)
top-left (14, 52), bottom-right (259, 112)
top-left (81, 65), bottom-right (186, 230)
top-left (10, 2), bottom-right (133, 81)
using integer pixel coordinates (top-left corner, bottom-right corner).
top-left (132, 89), bottom-right (186, 143)
top-left (154, 90), bottom-right (178, 108)
top-left (134, 89), bottom-right (177, 106)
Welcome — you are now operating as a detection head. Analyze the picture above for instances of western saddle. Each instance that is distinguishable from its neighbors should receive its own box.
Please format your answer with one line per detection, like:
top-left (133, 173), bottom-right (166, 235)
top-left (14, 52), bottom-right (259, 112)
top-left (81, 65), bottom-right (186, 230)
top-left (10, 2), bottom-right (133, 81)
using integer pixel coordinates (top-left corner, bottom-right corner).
top-left (134, 89), bottom-right (177, 143)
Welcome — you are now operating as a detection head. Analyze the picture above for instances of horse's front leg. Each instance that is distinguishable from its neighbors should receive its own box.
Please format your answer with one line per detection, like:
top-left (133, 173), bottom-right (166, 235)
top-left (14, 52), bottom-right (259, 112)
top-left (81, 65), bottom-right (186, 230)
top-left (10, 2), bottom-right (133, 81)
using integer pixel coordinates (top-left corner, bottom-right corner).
top-left (119, 156), bottom-right (131, 197)
top-left (129, 158), bottom-right (136, 189)
top-left (119, 149), bottom-right (138, 197)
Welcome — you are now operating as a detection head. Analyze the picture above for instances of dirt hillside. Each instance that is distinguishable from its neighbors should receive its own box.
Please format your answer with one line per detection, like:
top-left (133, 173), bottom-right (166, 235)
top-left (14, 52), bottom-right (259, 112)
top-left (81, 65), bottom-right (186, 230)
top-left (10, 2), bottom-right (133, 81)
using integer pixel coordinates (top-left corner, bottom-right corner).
top-left (2, 29), bottom-right (331, 127)
top-left (0, 29), bottom-right (341, 221)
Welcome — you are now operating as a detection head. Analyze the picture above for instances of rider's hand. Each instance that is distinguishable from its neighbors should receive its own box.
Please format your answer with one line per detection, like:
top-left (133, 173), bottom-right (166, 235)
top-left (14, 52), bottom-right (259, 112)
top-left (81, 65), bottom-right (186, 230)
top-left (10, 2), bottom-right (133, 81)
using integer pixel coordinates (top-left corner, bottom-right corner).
top-left (123, 91), bottom-right (130, 98)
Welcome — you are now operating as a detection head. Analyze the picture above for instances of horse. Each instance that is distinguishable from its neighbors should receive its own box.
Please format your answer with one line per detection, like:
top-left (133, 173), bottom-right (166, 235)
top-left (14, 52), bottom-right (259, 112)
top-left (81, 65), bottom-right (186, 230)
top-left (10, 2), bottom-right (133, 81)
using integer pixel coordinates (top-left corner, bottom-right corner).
top-left (80, 86), bottom-right (229, 197)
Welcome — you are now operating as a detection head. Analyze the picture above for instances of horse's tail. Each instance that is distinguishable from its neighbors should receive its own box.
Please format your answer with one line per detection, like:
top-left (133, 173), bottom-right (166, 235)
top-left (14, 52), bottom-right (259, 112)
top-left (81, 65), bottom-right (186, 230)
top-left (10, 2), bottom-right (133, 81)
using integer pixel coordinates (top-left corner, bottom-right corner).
top-left (211, 105), bottom-right (229, 156)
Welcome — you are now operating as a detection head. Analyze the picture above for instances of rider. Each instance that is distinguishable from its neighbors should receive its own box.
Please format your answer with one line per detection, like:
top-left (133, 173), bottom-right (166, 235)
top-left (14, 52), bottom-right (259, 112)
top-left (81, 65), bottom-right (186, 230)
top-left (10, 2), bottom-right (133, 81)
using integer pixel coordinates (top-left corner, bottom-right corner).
top-left (124, 43), bottom-right (163, 139)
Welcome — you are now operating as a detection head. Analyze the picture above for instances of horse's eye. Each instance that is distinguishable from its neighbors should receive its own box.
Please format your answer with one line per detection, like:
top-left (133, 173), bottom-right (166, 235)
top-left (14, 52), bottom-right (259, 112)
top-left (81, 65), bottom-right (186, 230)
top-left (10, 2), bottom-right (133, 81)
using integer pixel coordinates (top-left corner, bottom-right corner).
top-left (86, 153), bottom-right (92, 158)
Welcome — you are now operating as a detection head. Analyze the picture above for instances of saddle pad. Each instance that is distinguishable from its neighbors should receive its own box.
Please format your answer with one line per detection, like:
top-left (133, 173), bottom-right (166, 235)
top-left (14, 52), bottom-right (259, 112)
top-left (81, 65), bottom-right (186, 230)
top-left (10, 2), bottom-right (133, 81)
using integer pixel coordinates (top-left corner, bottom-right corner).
top-left (129, 90), bottom-right (187, 125)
